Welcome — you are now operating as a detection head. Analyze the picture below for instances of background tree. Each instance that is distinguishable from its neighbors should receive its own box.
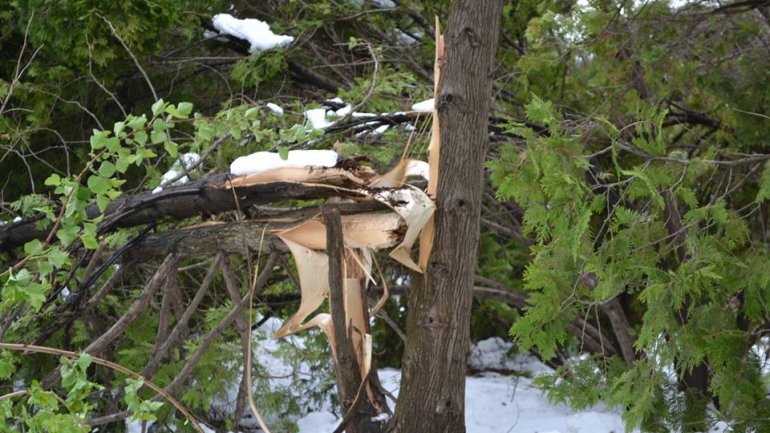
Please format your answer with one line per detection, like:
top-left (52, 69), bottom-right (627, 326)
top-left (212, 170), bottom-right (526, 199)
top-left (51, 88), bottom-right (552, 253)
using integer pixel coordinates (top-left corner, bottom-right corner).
top-left (1, 0), bottom-right (770, 432)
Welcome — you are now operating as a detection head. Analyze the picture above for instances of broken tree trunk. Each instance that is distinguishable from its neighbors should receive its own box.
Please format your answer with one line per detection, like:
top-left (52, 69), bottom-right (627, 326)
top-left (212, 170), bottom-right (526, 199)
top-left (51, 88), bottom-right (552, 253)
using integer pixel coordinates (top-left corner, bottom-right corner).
top-left (388, 2), bottom-right (504, 433)
top-left (0, 173), bottom-right (368, 252)
top-left (323, 205), bottom-right (387, 433)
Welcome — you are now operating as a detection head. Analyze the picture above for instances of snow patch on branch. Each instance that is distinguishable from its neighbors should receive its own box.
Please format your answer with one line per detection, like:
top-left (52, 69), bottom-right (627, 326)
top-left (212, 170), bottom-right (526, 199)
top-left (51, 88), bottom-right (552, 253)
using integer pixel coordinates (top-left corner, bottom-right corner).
top-left (212, 14), bottom-right (294, 53)
top-left (152, 152), bottom-right (201, 194)
top-left (266, 102), bottom-right (284, 116)
top-left (411, 98), bottom-right (434, 112)
top-left (230, 150), bottom-right (338, 176)
top-left (304, 108), bottom-right (334, 130)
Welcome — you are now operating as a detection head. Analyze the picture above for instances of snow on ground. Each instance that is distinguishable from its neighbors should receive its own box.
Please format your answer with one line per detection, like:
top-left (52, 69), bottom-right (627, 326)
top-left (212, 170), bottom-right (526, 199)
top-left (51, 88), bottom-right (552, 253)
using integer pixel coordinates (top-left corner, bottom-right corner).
top-left (297, 337), bottom-right (634, 433)
top-left (211, 14), bottom-right (294, 53)
top-left (128, 319), bottom-right (641, 433)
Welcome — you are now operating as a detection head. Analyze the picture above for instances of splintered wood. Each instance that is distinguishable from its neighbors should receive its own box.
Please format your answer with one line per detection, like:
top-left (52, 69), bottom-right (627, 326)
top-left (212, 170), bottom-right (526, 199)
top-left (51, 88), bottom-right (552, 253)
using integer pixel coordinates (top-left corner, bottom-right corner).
top-left (224, 23), bottom-right (444, 386)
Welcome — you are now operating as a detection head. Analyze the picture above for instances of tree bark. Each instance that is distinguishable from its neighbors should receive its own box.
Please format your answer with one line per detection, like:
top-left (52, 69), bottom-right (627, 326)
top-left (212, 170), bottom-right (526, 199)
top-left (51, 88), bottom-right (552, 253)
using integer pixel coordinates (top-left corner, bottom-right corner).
top-left (323, 205), bottom-right (386, 433)
top-left (387, 2), bottom-right (504, 433)
top-left (0, 174), bottom-right (367, 252)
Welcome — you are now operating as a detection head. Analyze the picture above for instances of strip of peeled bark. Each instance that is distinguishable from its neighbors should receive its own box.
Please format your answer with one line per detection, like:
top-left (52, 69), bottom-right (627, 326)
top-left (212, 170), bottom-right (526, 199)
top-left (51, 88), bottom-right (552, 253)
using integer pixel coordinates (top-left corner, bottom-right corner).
top-left (388, 3), bottom-right (504, 433)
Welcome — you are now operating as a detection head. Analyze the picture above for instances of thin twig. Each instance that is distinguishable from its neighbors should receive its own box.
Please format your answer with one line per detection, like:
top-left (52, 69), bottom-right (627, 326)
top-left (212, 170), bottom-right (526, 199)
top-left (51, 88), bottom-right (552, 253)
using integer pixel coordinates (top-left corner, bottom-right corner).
top-left (245, 227), bottom-right (273, 433)
top-left (0, 12), bottom-right (42, 115)
top-left (98, 14), bottom-right (159, 101)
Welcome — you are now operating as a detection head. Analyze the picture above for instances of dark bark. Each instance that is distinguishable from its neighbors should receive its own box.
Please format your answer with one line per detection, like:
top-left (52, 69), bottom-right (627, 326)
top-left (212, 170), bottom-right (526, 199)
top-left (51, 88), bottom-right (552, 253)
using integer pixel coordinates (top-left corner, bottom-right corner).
top-left (387, 2), bottom-right (504, 433)
top-left (120, 201), bottom-right (389, 261)
top-left (0, 174), bottom-right (367, 252)
top-left (662, 189), bottom-right (713, 429)
top-left (323, 205), bottom-right (386, 433)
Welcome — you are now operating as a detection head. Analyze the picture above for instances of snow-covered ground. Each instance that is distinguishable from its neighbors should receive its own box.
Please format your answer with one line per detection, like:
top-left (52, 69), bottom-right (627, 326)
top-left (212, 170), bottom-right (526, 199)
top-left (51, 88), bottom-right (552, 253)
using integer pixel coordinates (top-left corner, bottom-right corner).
top-left (125, 315), bottom-right (763, 433)
top-left (127, 319), bottom-right (637, 433)
top-left (296, 336), bottom-right (631, 433)
top-left (296, 368), bottom-right (630, 433)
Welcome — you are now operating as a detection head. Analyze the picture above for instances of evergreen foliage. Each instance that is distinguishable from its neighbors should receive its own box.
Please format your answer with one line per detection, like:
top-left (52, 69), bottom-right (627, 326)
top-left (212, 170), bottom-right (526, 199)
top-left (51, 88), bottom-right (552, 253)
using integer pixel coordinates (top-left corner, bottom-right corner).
top-left (0, 0), bottom-right (768, 431)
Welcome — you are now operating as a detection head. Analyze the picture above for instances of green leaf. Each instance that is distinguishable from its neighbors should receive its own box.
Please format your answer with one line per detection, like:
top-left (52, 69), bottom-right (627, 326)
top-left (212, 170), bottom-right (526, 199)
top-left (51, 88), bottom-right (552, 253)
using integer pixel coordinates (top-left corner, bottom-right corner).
top-left (96, 195), bottom-right (111, 213)
top-left (113, 121), bottom-right (126, 136)
top-left (23, 239), bottom-right (44, 256)
top-left (98, 161), bottom-right (116, 178)
top-left (87, 175), bottom-right (112, 194)
top-left (3, 270), bottom-right (47, 311)
top-left (151, 99), bottom-right (165, 116)
top-left (126, 114), bottom-right (147, 130)
top-left (90, 130), bottom-right (109, 150)
top-left (177, 101), bottom-right (193, 117)
top-left (134, 130), bottom-right (148, 146)
top-left (0, 353), bottom-right (15, 380)
top-left (57, 225), bottom-right (79, 247)
top-left (104, 136), bottom-right (121, 152)
top-left (44, 173), bottom-right (62, 187)
top-left (47, 247), bottom-right (68, 267)
top-left (164, 140), bottom-right (178, 158)
top-left (116, 154), bottom-right (130, 173)
top-left (82, 234), bottom-right (98, 250)
top-left (151, 130), bottom-right (166, 144)
top-left (278, 146), bottom-right (289, 160)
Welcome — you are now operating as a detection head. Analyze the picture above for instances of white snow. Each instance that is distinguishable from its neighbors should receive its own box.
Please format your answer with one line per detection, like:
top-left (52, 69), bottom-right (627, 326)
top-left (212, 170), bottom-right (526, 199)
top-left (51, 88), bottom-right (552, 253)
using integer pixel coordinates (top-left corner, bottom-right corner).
top-left (266, 102), bottom-right (284, 116)
top-left (229, 149), bottom-right (338, 176)
top-left (124, 322), bottom-right (651, 433)
top-left (152, 152), bottom-right (200, 194)
top-left (371, 413), bottom-right (390, 422)
top-left (211, 14), bottom-right (294, 53)
top-left (411, 98), bottom-right (435, 112)
top-left (298, 366), bottom-right (632, 433)
top-left (304, 108), bottom-right (334, 130)
top-left (405, 160), bottom-right (429, 181)
top-left (178, 152), bottom-right (200, 171)
top-left (334, 104), bottom-right (353, 117)
top-left (203, 29), bottom-right (225, 41)
top-left (291, 336), bottom-right (636, 433)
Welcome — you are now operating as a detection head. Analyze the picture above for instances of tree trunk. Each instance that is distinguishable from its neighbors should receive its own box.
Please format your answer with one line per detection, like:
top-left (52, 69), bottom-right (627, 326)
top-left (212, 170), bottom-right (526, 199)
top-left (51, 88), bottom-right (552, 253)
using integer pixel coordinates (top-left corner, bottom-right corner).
top-left (387, 2), bottom-right (503, 433)
top-left (324, 206), bottom-right (387, 433)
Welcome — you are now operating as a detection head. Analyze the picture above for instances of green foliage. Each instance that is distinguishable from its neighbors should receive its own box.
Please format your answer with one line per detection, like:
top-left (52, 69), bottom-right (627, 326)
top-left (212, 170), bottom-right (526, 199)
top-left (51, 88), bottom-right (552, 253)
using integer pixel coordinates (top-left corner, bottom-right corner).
top-left (124, 378), bottom-right (163, 422)
top-left (491, 25), bottom-right (770, 427)
top-left (0, 353), bottom-right (104, 433)
top-left (2, 0), bottom-right (769, 432)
